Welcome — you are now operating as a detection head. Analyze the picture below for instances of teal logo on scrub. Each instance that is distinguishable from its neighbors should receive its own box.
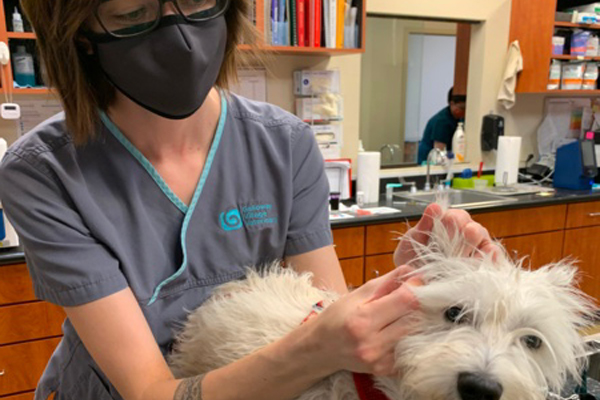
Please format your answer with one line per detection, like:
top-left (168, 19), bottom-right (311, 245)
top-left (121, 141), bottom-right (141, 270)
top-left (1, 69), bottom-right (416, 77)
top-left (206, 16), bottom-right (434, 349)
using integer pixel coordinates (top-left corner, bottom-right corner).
top-left (220, 209), bottom-right (243, 231)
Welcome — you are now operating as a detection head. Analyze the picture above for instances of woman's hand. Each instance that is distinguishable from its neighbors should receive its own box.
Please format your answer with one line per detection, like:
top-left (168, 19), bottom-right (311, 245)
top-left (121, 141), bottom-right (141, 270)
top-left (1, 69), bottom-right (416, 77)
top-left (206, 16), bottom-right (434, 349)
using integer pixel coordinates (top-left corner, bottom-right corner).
top-left (309, 266), bottom-right (422, 376)
top-left (393, 203), bottom-right (499, 267)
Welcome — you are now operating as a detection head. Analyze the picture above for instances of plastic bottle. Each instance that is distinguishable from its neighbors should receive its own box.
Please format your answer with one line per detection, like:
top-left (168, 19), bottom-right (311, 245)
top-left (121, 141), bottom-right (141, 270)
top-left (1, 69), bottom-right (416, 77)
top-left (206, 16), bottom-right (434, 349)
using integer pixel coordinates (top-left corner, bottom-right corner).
top-left (452, 122), bottom-right (466, 162)
top-left (12, 8), bottom-right (24, 33)
top-left (13, 46), bottom-right (36, 87)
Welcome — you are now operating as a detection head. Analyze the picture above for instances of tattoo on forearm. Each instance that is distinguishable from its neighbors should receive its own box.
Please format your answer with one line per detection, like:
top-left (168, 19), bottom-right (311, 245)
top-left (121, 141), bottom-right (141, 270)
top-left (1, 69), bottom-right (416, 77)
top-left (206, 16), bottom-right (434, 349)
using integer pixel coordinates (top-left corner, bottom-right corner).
top-left (174, 374), bottom-right (206, 400)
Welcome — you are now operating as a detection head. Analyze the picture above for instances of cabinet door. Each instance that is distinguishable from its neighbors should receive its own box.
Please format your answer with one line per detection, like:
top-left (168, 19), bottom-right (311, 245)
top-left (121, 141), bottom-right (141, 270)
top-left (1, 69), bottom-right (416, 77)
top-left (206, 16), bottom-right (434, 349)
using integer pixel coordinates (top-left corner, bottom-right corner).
top-left (509, 0), bottom-right (556, 93)
top-left (501, 231), bottom-right (564, 270)
top-left (563, 227), bottom-right (600, 303)
top-left (365, 254), bottom-right (396, 282)
top-left (0, 338), bottom-right (60, 396)
top-left (332, 227), bottom-right (365, 259)
top-left (0, 264), bottom-right (36, 306)
top-left (339, 258), bottom-right (364, 289)
top-left (366, 221), bottom-right (416, 256)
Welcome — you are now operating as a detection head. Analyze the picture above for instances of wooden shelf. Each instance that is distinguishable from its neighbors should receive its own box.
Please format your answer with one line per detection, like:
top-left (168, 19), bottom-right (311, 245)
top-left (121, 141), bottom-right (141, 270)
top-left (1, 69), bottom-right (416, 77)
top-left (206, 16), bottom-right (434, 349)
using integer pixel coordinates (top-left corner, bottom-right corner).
top-left (546, 89), bottom-right (600, 95)
top-left (555, 21), bottom-right (600, 30)
top-left (11, 87), bottom-right (50, 94)
top-left (551, 55), bottom-right (600, 60)
top-left (237, 44), bottom-right (364, 56)
top-left (7, 32), bottom-right (36, 40)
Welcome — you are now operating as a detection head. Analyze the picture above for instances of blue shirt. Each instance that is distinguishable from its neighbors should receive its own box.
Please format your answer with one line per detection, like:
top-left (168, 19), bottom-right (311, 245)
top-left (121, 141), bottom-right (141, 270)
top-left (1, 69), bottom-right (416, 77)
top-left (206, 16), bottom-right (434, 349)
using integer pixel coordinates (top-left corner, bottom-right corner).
top-left (0, 92), bottom-right (333, 400)
top-left (417, 106), bottom-right (458, 164)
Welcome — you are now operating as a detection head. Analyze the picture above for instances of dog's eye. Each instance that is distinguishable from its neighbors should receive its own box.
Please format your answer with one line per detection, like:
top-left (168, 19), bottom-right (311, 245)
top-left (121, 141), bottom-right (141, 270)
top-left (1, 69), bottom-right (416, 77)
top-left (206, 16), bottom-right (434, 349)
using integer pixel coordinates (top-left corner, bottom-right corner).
top-left (444, 306), bottom-right (466, 323)
top-left (522, 335), bottom-right (543, 350)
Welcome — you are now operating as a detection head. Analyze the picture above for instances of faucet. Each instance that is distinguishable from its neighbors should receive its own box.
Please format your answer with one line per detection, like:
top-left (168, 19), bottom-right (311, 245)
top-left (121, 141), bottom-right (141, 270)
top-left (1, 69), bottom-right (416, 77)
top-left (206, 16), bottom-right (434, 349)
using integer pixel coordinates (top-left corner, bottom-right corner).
top-left (425, 148), bottom-right (449, 191)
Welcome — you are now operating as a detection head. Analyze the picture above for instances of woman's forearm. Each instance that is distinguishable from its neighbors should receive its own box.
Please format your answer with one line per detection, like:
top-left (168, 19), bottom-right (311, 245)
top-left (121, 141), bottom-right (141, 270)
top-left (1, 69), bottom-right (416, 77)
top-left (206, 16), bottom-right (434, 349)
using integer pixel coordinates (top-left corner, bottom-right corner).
top-left (144, 319), bottom-right (334, 400)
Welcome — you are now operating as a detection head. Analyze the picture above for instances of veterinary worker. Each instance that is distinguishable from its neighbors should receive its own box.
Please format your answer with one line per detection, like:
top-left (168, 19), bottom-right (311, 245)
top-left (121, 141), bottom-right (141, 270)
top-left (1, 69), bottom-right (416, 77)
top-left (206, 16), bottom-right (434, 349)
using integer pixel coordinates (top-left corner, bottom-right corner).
top-left (0, 1), bottom-right (497, 399)
top-left (417, 87), bottom-right (467, 165)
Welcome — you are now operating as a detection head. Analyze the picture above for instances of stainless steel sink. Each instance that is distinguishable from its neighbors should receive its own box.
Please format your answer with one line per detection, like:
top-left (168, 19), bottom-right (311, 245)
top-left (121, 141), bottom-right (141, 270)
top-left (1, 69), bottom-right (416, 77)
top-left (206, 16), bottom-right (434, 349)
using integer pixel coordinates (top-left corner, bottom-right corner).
top-left (393, 189), bottom-right (518, 209)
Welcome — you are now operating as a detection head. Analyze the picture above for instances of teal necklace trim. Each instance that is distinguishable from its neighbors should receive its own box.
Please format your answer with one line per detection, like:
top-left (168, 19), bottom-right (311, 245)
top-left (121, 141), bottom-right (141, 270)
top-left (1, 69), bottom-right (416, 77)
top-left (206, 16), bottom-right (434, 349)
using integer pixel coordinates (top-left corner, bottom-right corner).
top-left (100, 111), bottom-right (189, 214)
top-left (148, 92), bottom-right (227, 305)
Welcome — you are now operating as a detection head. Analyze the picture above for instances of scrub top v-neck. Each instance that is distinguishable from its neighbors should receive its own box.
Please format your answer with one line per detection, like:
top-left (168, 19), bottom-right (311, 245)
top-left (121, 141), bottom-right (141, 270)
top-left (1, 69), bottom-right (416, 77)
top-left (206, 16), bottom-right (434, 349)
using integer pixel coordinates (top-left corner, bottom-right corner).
top-left (0, 92), bottom-right (333, 400)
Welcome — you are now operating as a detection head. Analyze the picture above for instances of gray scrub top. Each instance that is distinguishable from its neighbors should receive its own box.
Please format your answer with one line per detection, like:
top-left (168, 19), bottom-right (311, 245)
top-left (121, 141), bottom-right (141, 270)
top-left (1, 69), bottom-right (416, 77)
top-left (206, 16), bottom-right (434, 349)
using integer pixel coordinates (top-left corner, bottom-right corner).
top-left (0, 92), bottom-right (333, 400)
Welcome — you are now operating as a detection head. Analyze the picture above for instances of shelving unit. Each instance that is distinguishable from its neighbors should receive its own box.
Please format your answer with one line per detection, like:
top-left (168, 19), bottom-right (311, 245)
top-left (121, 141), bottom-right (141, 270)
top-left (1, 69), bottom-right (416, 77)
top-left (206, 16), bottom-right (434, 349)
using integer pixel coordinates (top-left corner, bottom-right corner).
top-left (509, 0), bottom-right (600, 94)
top-left (247, 0), bottom-right (366, 55)
top-left (0, 0), bottom-right (366, 95)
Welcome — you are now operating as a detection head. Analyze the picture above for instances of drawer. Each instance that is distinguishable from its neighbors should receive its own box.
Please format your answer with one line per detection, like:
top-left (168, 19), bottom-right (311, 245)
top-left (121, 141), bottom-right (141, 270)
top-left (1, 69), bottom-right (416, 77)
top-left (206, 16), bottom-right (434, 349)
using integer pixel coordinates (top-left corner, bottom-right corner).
top-left (0, 302), bottom-right (65, 345)
top-left (0, 264), bottom-right (36, 306)
top-left (339, 257), bottom-right (364, 289)
top-left (472, 205), bottom-right (566, 238)
top-left (0, 338), bottom-right (60, 396)
top-left (366, 220), bottom-right (416, 256)
top-left (365, 254), bottom-right (396, 282)
top-left (332, 227), bottom-right (365, 259)
top-left (566, 201), bottom-right (600, 229)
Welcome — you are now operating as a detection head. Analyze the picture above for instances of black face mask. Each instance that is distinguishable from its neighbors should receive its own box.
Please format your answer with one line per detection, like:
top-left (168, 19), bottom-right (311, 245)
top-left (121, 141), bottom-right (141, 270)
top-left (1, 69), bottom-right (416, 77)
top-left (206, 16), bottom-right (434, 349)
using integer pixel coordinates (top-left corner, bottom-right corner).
top-left (93, 15), bottom-right (227, 119)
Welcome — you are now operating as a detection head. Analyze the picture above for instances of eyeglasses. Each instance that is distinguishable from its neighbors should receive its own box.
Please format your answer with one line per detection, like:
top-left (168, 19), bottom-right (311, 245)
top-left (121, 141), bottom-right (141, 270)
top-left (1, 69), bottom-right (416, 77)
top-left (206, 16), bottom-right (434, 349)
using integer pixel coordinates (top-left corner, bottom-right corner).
top-left (94, 0), bottom-right (230, 38)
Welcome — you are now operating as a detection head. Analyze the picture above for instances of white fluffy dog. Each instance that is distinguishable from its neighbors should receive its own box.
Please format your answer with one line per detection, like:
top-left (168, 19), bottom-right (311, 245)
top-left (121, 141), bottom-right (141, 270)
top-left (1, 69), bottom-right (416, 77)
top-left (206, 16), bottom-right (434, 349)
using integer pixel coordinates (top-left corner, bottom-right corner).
top-left (169, 215), bottom-right (595, 400)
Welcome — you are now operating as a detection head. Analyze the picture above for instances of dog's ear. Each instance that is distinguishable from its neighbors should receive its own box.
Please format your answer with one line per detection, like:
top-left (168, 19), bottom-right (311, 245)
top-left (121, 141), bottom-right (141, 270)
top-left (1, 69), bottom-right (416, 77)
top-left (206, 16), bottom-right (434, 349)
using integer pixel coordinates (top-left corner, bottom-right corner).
top-left (539, 262), bottom-right (579, 289)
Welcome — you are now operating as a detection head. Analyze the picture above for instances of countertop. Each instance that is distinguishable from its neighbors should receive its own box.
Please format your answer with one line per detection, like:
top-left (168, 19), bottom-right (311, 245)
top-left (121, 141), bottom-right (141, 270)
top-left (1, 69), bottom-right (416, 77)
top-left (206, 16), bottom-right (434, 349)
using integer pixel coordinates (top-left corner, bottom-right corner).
top-left (329, 187), bottom-right (600, 228)
top-left (3, 187), bottom-right (600, 267)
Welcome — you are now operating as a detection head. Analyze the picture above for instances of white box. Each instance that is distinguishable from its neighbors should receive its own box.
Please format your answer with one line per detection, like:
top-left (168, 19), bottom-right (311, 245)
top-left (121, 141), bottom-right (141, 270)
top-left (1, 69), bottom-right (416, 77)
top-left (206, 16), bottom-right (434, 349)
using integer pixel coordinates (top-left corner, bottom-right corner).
top-left (570, 3), bottom-right (600, 14)
top-left (295, 96), bottom-right (343, 121)
top-left (294, 70), bottom-right (341, 95)
top-left (310, 124), bottom-right (343, 145)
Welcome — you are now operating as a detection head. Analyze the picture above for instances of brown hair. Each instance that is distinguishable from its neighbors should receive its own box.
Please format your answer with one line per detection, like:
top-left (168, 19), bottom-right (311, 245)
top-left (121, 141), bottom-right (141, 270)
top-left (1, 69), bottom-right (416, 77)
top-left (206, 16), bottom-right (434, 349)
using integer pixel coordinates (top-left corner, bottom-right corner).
top-left (20, 0), bottom-right (257, 145)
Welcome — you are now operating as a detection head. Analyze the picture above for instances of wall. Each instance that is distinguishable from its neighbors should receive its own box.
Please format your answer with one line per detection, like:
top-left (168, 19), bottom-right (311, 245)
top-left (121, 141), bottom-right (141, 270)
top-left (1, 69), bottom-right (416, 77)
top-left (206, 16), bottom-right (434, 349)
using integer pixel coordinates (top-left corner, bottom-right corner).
top-left (260, 54), bottom-right (362, 163)
top-left (1, 0), bottom-right (547, 179)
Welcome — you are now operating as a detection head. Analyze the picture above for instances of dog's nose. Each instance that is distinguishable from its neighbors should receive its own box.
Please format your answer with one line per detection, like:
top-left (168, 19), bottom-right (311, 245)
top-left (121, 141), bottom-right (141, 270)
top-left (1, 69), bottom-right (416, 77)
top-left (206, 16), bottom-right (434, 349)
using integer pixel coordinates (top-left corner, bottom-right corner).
top-left (457, 372), bottom-right (503, 400)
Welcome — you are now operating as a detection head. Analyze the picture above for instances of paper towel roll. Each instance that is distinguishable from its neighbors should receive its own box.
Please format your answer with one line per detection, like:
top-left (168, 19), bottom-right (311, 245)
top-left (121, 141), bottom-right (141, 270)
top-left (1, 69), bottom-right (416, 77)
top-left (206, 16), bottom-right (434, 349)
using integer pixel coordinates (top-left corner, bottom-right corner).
top-left (0, 138), bottom-right (6, 161)
top-left (357, 151), bottom-right (380, 204)
top-left (495, 136), bottom-right (522, 185)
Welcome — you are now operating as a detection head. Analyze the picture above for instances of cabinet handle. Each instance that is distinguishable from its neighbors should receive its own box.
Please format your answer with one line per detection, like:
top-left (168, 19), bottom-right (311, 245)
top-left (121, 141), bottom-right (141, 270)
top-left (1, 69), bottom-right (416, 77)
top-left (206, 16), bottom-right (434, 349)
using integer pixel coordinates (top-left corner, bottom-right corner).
top-left (0, 370), bottom-right (4, 376)
top-left (589, 212), bottom-right (600, 217)
top-left (373, 270), bottom-right (380, 278)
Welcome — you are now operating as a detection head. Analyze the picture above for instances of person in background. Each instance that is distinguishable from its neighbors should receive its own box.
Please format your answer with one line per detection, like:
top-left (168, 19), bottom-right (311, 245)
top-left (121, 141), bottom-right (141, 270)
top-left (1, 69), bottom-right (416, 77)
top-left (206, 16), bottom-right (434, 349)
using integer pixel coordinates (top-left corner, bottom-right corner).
top-left (0, 1), bottom-right (496, 400)
top-left (417, 87), bottom-right (466, 165)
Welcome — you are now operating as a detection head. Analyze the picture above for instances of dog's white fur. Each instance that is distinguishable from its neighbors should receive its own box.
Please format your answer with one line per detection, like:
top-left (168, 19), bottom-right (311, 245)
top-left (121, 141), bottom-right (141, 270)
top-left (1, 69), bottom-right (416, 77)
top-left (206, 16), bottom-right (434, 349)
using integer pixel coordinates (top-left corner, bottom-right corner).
top-left (169, 215), bottom-right (595, 400)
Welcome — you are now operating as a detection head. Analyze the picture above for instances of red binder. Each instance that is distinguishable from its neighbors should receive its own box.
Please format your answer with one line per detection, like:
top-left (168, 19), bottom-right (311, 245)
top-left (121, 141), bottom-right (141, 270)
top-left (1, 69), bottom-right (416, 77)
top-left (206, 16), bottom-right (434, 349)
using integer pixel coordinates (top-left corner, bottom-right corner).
top-left (314, 0), bottom-right (322, 47)
top-left (297, 0), bottom-right (306, 47)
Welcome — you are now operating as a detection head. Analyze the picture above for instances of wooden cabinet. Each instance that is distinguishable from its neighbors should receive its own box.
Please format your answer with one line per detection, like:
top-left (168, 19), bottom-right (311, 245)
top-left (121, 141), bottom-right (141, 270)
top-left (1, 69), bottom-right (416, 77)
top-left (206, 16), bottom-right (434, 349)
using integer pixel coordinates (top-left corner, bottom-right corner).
top-left (509, 0), bottom-right (556, 93)
top-left (563, 226), bottom-right (600, 302)
top-left (0, 302), bottom-right (65, 345)
top-left (0, 338), bottom-right (61, 396)
top-left (339, 258), bottom-right (364, 289)
top-left (365, 254), bottom-right (396, 282)
top-left (471, 205), bottom-right (566, 238)
top-left (366, 222), bottom-right (414, 255)
top-left (332, 201), bottom-right (599, 304)
top-left (0, 264), bottom-right (37, 305)
top-left (0, 263), bottom-right (62, 398)
top-left (4, 393), bottom-right (35, 400)
top-left (332, 227), bottom-right (365, 259)
top-left (509, 0), bottom-right (600, 95)
top-left (501, 231), bottom-right (565, 269)
top-left (566, 201), bottom-right (600, 229)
